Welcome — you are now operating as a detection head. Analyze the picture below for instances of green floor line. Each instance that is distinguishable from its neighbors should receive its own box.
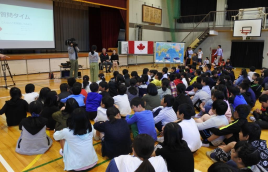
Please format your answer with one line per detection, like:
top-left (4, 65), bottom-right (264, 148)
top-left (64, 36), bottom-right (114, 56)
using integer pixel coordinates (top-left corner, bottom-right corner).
top-left (23, 142), bottom-right (102, 172)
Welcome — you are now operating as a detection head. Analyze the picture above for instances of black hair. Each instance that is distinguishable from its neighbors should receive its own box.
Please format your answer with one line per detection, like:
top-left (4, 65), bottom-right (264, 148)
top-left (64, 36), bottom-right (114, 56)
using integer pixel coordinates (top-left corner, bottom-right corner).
top-left (241, 69), bottom-right (248, 78)
top-left (199, 66), bottom-right (203, 71)
top-left (156, 72), bottom-right (163, 80)
top-left (217, 76), bottom-right (226, 85)
top-left (199, 48), bottom-right (202, 50)
top-left (162, 67), bottom-right (168, 74)
top-left (201, 77), bottom-right (210, 85)
top-left (214, 84), bottom-right (228, 100)
top-left (176, 83), bottom-right (186, 94)
top-left (242, 79), bottom-right (251, 87)
top-left (68, 108), bottom-right (92, 135)
top-left (171, 67), bottom-right (176, 71)
top-left (205, 72), bottom-right (211, 77)
top-left (163, 95), bottom-right (174, 107)
top-left (142, 68), bottom-right (149, 75)
top-left (241, 122), bottom-right (261, 142)
top-left (122, 69), bottom-right (128, 75)
top-left (235, 104), bottom-right (250, 119)
top-left (206, 57), bottom-right (209, 59)
top-left (102, 96), bottom-right (114, 109)
top-left (191, 66), bottom-right (196, 70)
top-left (178, 103), bottom-right (195, 119)
top-left (128, 78), bottom-right (138, 95)
top-left (72, 82), bottom-right (82, 95)
top-left (208, 162), bottom-right (235, 172)
top-left (253, 73), bottom-right (260, 78)
top-left (116, 74), bottom-right (125, 87)
top-left (185, 68), bottom-right (190, 73)
top-left (239, 83), bottom-right (249, 91)
top-left (90, 82), bottom-right (99, 92)
top-left (25, 84), bottom-right (35, 93)
top-left (113, 71), bottom-right (119, 78)
top-left (106, 106), bottom-right (120, 123)
top-left (212, 90), bottom-right (225, 100)
top-left (90, 45), bottom-right (97, 55)
top-left (67, 77), bottom-right (76, 87)
top-left (124, 73), bottom-right (130, 79)
top-left (212, 70), bottom-right (218, 76)
top-left (44, 91), bottom-right (58, 107)
top-left (196, 77), bottom-right (202, 83)
top-left (212, 100), bottom-right (228, 115)
top-left (192, 82), bottom-right (202, 89)
top-left (206, 64), bottom-right (211, 70)
top-left (175, 73), bottom-right (181, 80)
top-left (229, 86), bottom-right (240, 96)
top-left (60, 83), bottom-right (68, 92)
top-left (149, 70), bottom-right (158, 75)
top-left (218, 45), bottom-right (221, 48)
top-left (141, 74), bottom-right (148, 84)
top-left (29, 101), bottom-right (43, 115)
top-left (98, 73), bottom-right (106, 82)
top-left (259, 94), bottom-right (268, 103)
top-left (131, 71), bottom-right (138, 79)
top-left (63, 98), bottom-right (79, 116)
top-left (180, 72), bottom-right (190, 85)
top-left (163, 123), bottom-right (188, 151)
top-left (99, 81), bottom-right (108, 90)
top-left (234, 141), bottom-right (260, 167)
top-left (195, 69), bottom-right (201, 76)
top-left (169, 74), bottom-right (176, 81)
top-left (118, 84), bottom-right (127, 95)
top-left (250, 66), bottom-right (256, 72)
top-left (133, 134), bottom-right (156, 172)
top-left (10, 87), bottom-right (22, 101)
top-left (83, 75), bottom-right (90, 89)
top-left (255, 77), bottom-right (263, 85)
top-left (161, 79), bottom-right (170, 92)
top-left (147, 83), bottom-right (158, 96)
top-left (130, 97), bottom-right (145, 108)
top-left (38, 87), bottom-right (51, 103)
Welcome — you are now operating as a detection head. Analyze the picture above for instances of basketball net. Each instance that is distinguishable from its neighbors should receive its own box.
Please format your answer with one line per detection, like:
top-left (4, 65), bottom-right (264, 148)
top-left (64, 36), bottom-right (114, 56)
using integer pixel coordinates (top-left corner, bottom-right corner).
top-left (241, 31), bottom-right (249, 40)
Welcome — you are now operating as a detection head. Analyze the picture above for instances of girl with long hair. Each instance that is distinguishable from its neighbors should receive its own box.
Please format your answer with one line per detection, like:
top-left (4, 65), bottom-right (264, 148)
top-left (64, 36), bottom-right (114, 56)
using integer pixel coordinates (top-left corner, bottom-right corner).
top-left (88, 45), bottom-right (99, 82)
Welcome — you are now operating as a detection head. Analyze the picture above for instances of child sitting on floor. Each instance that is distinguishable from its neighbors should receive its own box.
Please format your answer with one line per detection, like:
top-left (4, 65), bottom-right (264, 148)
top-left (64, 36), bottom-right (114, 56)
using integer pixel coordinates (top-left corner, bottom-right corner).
top-left (86, 82), bottom-right (102, 120)
top-left (61, 83), bottom-right (85, 107)
top-left (24, 83), bottom-right (39, 104)
top-left (82, 75), bottom-right (91, 93)
top-left (191, 83), bottom-right (210, 110)
top-left (94, 107), bottom-right (132, 159)
top-left (251, 94), bottom-right (268, 129)
top-left (16, 101), bottom-right (52, 155)
top-left (126, 97), bottom-right (157, 140)
top-left (0, 87), bottom-right (28, 126)
top-left (142, 83), bottom-right (161, 110)
top-left (94, 96), bottom-right (114, 123)
top-left (157, 79), bottom-right (171, 100)
top-left (151, 72), bottom-right (162, 87)
top-left (126, 78), bottom-right (139, 102)
top-left (162, 67), bottom-right (168, 79)
top-left (228, 86), bottom-right (247, 115)
top-left (99, 81), bottom-right (110, 97)
top-left (53, 108), bottom-right (98, 171)
top-left (113, 84), bottom-right (131, 117)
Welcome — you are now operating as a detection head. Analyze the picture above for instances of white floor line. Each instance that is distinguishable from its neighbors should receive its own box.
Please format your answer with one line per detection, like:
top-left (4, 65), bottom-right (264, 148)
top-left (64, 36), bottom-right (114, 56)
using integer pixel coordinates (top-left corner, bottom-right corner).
top-left (0, 154), bottom-right (14, 172)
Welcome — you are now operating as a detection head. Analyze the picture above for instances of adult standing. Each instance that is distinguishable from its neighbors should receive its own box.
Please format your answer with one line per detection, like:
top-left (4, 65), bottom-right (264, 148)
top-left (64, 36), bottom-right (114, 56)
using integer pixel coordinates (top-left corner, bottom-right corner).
top-left (100, 48), bottom-right (112, 73)
top-left (186, 47), bottom-right (193, 65)
top-left (111, 50), bottom-right (119, 71)
top-left (198, 48), bottom-right (203, 65)
top-left (214, 45), bottom-right (223, 61)
top-left (88, 45), bottom-right (99, 82)
top-left (68, 42), bottom-right (79, 78)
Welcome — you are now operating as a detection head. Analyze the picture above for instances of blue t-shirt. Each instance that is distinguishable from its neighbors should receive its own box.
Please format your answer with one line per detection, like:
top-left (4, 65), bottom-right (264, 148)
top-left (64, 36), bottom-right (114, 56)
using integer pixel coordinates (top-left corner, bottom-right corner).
top-left (61, 94), bottom-right (85, 107)
top-left (233, 95), bottom-right (247, 109)
top-left (126, 110), bottom-right (157, 140)
top-left (86, 92), bottom-right (102, 112)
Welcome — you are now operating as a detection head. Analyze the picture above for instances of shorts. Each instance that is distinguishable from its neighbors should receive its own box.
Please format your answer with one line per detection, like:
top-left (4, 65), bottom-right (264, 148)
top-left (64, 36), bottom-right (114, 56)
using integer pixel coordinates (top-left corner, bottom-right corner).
top-left (198, 59), bottom-right (202, 63)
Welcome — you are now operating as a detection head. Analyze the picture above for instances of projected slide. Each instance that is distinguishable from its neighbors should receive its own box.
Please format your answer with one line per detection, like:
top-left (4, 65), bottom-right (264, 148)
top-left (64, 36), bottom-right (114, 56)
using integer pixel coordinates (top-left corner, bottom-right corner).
top-left (0, 0), bottom-right (54, 49)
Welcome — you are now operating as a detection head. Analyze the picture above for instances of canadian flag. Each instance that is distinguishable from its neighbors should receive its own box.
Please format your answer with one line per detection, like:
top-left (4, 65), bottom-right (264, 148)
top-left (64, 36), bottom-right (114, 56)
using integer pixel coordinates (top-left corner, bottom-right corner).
top-left (128, 41), bottom-right (154, 54)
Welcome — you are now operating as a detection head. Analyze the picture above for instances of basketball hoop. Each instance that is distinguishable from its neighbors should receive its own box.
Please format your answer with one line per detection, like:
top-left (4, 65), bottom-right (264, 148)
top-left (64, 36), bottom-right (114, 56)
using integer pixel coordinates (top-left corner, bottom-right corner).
top-left (240, 31), bottom-right (249, 40)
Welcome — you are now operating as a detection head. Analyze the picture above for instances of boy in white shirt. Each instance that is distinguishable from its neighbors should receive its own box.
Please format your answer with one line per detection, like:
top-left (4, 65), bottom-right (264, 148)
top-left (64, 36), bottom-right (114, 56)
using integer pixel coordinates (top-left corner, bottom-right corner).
top-left (162, 67), bottom-right (168, 80)
top-left (198, 48), bottom-right (203, 65)
top-left (94, 96), bottom-right (114, 123)
top-left (113, 84), bottom-right (131, 117)
top-left (177, 103), bottom-right (202, 152)
top-left (195, 100), bottom-right (229, 147)
top-left (24, 84), bottom-right (39, 104)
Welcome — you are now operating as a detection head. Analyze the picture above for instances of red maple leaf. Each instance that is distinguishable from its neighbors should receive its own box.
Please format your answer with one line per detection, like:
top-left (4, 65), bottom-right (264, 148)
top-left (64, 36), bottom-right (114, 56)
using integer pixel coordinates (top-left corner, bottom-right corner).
top-left (137, 43), bottom-right (145, 50)
top-left (0, 27), bottom-right (2, 31)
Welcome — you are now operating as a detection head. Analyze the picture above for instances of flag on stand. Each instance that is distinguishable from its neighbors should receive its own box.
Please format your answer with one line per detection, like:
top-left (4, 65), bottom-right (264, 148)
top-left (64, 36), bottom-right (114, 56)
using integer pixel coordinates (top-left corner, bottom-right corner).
top-left (128, 41), bottom-right (154, 54)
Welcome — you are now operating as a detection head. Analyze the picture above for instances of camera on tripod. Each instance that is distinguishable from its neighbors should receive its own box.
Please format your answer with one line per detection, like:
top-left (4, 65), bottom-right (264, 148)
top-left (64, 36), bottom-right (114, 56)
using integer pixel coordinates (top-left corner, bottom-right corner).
top-left (65, 38), bottom-right (78, 47)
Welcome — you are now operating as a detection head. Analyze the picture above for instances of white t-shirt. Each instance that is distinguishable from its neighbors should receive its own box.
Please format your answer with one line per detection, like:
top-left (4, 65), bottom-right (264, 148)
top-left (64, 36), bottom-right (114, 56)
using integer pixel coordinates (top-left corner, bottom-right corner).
top-left (113, 94), bottom-right (131, 116)
top-left (248, 71), bottom-right (256, 82)
top-left (182, 78), bottom-right (188, 88)
top-left (24, 92), bottom-right (39, 104)
top-left (179, 118), bottom-right (202, 152)
top-left (82, 82), bottom-right (91, 93)
top-left (198, 51), bottom-right (203, 59)
top-left (115, 155), bottom-right (168, 172)
top-left (94, 107), bottom-right (108, 123)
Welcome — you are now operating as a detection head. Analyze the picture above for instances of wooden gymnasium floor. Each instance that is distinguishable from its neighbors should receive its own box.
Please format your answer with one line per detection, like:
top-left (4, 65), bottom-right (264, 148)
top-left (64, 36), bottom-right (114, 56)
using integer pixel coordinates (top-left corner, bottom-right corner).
top-left (0, 64), bottom-right (267, 172)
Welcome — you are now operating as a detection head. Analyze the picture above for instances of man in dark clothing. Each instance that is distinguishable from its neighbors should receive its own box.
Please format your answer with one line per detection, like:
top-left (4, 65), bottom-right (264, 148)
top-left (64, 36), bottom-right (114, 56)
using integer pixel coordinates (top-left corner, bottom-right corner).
top-left (100, 48), bottom-right (112, 73)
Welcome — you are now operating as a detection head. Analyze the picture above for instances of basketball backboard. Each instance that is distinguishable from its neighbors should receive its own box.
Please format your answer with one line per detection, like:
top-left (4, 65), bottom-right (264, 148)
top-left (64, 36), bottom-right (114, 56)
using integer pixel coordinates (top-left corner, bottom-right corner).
top-left (233, 19), bottom-right (262, 37)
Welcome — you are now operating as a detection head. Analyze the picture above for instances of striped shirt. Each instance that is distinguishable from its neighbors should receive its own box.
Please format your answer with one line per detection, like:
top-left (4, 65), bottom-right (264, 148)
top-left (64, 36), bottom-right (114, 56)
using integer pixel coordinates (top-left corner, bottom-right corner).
top-left (153, 106), bottom-right (177, 126)
top-left (170, 81), bottom-right (177, 97)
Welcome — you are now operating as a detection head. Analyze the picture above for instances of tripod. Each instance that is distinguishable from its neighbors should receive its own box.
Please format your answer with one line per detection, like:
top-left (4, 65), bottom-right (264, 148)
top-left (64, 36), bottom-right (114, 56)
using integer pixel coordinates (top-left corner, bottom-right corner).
top-left (0, 58), bottom-right (15, 89)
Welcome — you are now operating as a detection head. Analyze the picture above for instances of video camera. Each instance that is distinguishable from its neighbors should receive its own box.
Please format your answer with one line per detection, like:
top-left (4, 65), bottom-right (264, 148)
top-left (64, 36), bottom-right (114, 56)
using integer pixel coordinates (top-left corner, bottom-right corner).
top-left (65, 38), bottom-right (78, 47)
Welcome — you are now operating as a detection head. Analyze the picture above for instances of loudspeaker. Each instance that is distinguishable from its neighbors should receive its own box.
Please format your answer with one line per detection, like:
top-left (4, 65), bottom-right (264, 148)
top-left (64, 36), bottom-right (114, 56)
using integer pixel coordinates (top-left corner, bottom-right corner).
top-left (61, 70), bottom-right (70, 78)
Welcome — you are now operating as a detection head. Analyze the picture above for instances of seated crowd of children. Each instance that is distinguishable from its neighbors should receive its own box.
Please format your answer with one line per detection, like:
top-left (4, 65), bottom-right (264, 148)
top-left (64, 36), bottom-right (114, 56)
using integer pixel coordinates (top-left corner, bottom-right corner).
top-left (1, 61), bottom-right (268, 172)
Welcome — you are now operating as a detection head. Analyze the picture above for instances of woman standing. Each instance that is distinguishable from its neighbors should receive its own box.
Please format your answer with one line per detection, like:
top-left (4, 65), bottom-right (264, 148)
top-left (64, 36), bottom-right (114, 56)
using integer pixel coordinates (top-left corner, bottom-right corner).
top-left (111, 50), bottom-right (119, 71)
top-left (88, 45), bottom-right (99, 82)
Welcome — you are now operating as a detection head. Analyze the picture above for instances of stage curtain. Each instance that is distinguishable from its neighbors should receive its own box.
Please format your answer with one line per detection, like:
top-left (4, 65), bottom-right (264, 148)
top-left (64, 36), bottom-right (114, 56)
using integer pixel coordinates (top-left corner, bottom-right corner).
top-left (227, 0), bottom-right (268, 10)
top-left (100, 7), bottom-right (121, 49)
top-left (89, 7), bottom-right (102, 50)
top-left (84, 0), bottom-right (126, 9)
top-left (230, 41), bottom-right (264, 69)
top-left (54, 2), bottom-right (89, 52)
top-left (120, 10), bottom-right (126, 24)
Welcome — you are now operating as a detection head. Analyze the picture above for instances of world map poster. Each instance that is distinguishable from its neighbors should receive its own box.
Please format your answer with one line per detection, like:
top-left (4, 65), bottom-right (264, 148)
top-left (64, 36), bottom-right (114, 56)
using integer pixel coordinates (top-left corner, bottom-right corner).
top-left (155, 42), bottom-right (185, 63)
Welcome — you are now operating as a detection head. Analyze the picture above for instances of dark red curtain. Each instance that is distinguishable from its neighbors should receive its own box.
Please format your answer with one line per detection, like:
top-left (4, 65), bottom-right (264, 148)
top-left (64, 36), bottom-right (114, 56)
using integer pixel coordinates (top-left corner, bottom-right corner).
top-left (89, 7), bottom-right (102, 50)
top-left (100, 7), bottom-right (121, 49)
top-left (84, 0), bottom-right (126, 9)
top-left (120, 10), bottom-right (126, 24)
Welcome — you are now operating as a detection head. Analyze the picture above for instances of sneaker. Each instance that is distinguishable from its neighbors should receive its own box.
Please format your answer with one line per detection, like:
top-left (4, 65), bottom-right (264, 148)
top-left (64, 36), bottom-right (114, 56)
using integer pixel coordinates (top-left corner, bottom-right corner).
top-left (202, 143), bottom-right (210, 147)
top-left (59, 149), bottom-right (63, 156)
top-left (206, 151), bottom-right (217, 163)
top-left (250, 116), bottom-right (256, 122)
top-left (157, 136), bottom-right (164, 143)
